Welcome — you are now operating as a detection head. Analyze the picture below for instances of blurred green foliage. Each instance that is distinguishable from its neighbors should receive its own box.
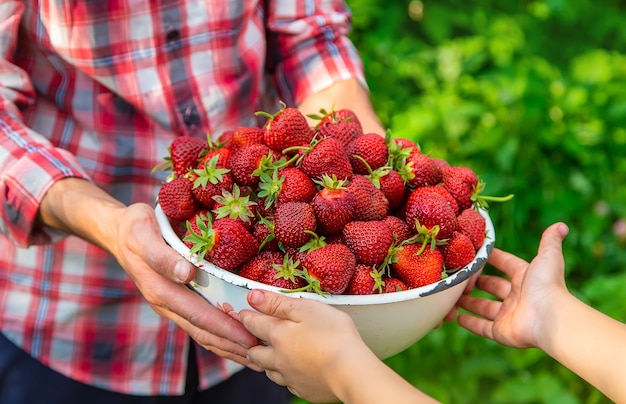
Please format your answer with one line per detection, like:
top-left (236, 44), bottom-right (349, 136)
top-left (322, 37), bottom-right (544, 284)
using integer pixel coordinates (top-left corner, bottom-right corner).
top-left (296, 0), bottom-right (626, 403)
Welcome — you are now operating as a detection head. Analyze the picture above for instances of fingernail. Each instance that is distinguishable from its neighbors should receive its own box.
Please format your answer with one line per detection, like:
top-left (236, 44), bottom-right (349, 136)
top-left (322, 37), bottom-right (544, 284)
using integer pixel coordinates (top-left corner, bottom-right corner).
top-left (174, 260), bottom-right (190, 283)
top-left (248, 290), bottom-right (264, 306)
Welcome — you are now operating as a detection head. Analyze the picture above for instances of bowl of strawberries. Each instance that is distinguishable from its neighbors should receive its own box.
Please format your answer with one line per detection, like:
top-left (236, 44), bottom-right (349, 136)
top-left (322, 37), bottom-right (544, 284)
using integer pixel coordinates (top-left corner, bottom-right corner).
top-left (154, 104), bottom-right (510, 360)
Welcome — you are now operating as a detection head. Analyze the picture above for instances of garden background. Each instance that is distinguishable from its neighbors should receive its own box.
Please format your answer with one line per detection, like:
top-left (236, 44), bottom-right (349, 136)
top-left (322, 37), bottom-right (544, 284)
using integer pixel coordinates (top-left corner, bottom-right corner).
top-left (297, 0), bottom-right (626, 403)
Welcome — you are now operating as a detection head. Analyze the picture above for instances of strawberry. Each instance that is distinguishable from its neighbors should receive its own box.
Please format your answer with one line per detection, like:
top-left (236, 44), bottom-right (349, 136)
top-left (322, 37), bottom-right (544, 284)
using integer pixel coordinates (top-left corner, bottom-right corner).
top-left (382, 215), bottom-right (413, 244)
top-left (252, 216), bottom-right (280, 252)
top-left (273, 201), bottom-right (317, 248)
top-left (198, 147), bottom-right (232, 170)
top-left (257, 167), bottom-right (316, 210)
top-left (301, 243), bottom-right (357, 295)
top-left (370, 167), bottom-right (406, 210)
top-left (456, 208), bottom-right (486, 250)
top-left (342, 220), bottom-right (394, 267)
top-left (431, 157), bottom-right (451, 171)
top-left (169, 218), bottom-right (188, 239)
top-left (381, 276), bottom-right (408, 293)
top-left (346, 133), bottom-right (388, 175)
top-left (392, 243), bottom-right (444, 289)
top-left (238, 251), bottom-right (285, 282)
top-left (310, 175), bottom-right (357, 235)
top-left (229, 126), bottom-right (265, 153)
top-left (312, 107), bottom-right (363, 148)
top-left (217, 130), bottom-right (235, 149)
top-left (263, 254), bottom-right (306, 290)
top-left (404, 192), bottom-right (457, 241)
top-left (230, 143), bottom-right (286, 187)
top-left (153, 135), bottom-right (208, 177)
top-left (407, 185), bottom-right (460, 215)
top-left (399, 152), bottom-right (442, 189)
top-left (158, 177), bottom-right (199, 221)
top-left (439, 231), bottom-right (476, 271)
top-left (191, 155), bottom-right (234, 208)
top-left (297, 137), bottom-right (353, 181)
top-left (441, 165), bottom-right (478, 211)
top-left (183, 217), bottom-right (259, 271)
top-left (257, 102), bottom-right (314, 153)
top-left (442, 166), bottom-right (515, 211)
top-left (212, 184), bottom-right (257, 229)
top-left (346, 174), bottom-right (389, 221)
top-left (346, 264), bottom-right (384, 295)
top-left (387, 136), bottom-right (419, 170)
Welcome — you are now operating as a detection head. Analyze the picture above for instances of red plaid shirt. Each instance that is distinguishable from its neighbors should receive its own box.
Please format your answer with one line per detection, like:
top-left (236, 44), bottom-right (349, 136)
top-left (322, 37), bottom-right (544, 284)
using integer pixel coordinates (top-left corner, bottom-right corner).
top-left (0, 0), bottom-right (365, 395)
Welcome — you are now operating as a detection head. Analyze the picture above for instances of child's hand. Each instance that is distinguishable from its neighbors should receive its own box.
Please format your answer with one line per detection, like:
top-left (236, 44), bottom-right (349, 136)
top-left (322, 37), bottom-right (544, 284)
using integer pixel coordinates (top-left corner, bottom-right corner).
top-left (457, 222), bottom-right (570, 348)
top-left (239, 290), bottom-right (367, 403)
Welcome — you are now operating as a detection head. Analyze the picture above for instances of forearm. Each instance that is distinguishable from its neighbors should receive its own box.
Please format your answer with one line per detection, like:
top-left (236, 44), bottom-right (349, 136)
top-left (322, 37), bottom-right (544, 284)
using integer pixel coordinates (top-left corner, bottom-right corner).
top-left (37, 177), bottom-right (126, 253)
top-left (329, 341), bottom-right (439, 404)
top-left (539, 291), bottom-right (626, 402)
top-left (298, 77), bottom-right (385, 135)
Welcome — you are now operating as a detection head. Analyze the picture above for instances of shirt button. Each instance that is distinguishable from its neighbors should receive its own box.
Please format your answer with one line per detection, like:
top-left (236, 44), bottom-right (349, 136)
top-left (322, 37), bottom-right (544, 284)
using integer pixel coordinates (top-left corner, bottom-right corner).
top-left (166, 29), bottom-right (180, 43)
top-left (181, 105), bottom-right (201, 127)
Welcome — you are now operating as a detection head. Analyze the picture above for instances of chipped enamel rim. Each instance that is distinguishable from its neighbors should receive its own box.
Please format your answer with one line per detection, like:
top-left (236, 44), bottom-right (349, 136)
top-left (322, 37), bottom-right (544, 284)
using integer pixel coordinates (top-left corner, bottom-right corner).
top-left (156, 203), bottom-right (495, 306)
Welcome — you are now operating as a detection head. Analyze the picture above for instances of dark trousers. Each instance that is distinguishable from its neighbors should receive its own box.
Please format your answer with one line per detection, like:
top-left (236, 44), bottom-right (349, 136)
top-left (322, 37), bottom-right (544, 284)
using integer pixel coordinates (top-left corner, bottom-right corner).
top-left (0, 332), bottom-right (292, 404)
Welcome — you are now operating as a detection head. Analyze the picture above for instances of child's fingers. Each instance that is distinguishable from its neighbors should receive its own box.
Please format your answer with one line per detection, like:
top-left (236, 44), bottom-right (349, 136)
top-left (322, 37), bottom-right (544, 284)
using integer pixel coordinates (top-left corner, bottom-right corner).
top-left (457, 312), bottom-right (496, 341)
top-left (458, 294), bottom-right (503, 322)
top-left (475, 274), bottom-right (512, 301)
top-left (487, 248), bottom-right (528, 279)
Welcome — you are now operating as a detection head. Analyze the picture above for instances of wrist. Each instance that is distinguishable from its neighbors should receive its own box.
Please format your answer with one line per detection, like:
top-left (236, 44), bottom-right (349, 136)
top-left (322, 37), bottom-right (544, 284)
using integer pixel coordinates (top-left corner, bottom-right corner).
top-left (532, 288), bottom-right (578, 352)
top-left (38, 177), bottom-right (126, 251)
top-left (327, 340), bottom-right (379, 402)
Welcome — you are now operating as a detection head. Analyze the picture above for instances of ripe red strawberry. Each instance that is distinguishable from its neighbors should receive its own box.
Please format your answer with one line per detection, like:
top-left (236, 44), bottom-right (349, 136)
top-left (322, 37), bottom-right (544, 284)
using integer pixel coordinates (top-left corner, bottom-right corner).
top-left (183, 217), bottom-right (259, 271)
top-left (217, 130), bottom-right (235, 149)
top-left (158, 177), bottom-right (199, 221)
top-left (400, 152), bottom-right (442, 188)
top-left (252, 216), bottom-right (280, 252)
top-left (310, 175), bottom-right (357, 235)
top-left (229, 126), bottom-right (265, 153)
top-left (381, 276), bottom-right (408, 293)
top-left (238, 251), bottom-right (284, 282)
top-left (387, 136), bottom-right (419, 170)
top-left (440, 231), bottom-right (476, 271)
top-left (392, 137), bottom-right (420, 155)
top-left (197, 147), bottom-right (232, 170)
top-left (263, 254), bottom-right (306, 290)
top-left (404, 192), bottom-right (457, 241)
top-left (342, 220), bottom-right (394, 267)
top-left (153, 136), bottom-right (208, 177)
top-left (392, 243), bottom-right (444, 288)
top-left (212, 184), bottom-right (257, 229)
top-left (346, 133), bottom-right (388, 175)
top-left (273, 201), bottom-right (317, 248)
top-left (230, 143), bottom-right (284, 187)
top-left (407, 185), bottom-right (460, 215)
top-left (257, 103), bottom-right (314, 153)
top-left (346, 174), bottom-right (389, 221)
top-left (313, 107), bottom-right (363, 148)
top-left (298, 137), bottom-right (353, 181)
top-left (173, 209), bottom-right (210, 239)
top-left (382, 215), bottom-right (413, 244)
top-left (431, 157), bottom-right (451, 171)
top-left (371, 167), bottom-right (405, 210)
top-left (191, 155), bottom-right (234, 208)
top-left (346, 264), bottom-right (384, 295)
top-left (456, 208), bottom-right (486, 250)
top-left (257, 167), bottom-right (316, 210)
top-left (441, 165), bottom-right (478, 211)
top-left (442, 165), bottom-right (514, 211)
top-left (301, 243), bottom-right (357, 294)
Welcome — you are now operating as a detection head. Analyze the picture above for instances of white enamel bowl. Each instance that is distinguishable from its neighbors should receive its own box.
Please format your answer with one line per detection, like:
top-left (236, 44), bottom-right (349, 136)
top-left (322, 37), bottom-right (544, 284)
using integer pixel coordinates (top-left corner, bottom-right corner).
top-left (156, 204), bottom-right (495, 360)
